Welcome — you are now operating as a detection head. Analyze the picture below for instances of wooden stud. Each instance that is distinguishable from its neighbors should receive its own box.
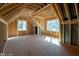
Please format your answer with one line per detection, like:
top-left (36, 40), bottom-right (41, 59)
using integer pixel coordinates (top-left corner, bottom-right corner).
top-left (30, 15), bottom-right (44, 31)
top-left (78, 21), bottom-right (79, 48)
top-left (64, 3), bottom-right (72, 45)
top-left (62, 24), bottom-right (64, 44)
top-left (54, 4), bottom-right (65, 43)
top-left (75, 4), bottom-right (79, 47)
top-left (27, 15), bottom-right (36, 25)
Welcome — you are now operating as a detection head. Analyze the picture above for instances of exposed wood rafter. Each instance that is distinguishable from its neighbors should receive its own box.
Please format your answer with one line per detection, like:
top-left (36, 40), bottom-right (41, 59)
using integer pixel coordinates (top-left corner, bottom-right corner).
top-left (0, 16), bottom-right (8, 25)
top-left (32, 4), bottom-right (52, 16)
top-left (74, 4), bottom-right (79, 18)
top-left (3, 4), bottom-right (24, 20)
top-left (0, 3), bottom-right (11, 10)
top-left (0, 4), bottom-right (21, 16)
top-left (5, 5), bottom-right (25, 24)
top-left (38, 3), bottom-right (47, 7)
top-left (30, 15), bottom-right (44, 31)
top-left (64, 4), bottom-right (71, 19)
top-left (28, 4), bottom-right (42, 9)
top-left (54, 4), bottom-right (64, 23)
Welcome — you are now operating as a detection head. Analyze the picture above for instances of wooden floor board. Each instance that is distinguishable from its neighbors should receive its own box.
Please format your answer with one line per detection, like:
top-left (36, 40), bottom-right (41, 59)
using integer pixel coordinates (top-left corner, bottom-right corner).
top-left (3, 35), bottom-right (79, 56)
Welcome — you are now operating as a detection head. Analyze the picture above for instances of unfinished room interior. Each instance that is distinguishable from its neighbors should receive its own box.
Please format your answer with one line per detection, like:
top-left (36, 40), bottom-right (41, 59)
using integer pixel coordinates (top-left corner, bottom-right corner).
top-left (0, 3), bottom-right (79, 56)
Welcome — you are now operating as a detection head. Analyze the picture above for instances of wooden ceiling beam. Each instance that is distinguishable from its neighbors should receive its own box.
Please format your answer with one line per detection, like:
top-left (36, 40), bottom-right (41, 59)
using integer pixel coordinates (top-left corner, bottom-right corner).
top-left (25, 5), bottom-right (38, 11)
top-left (0, 4), bottom-right (21, 16)
top-left (74, 4), bottom-right (79, 18)
top-left (0, 3), bottom-right (11, 10)
top-left (25, 6), bottom-right (34, 10)
top-left (38, 3), bottom-right (47, 7)
top-left (64, 3), bottom-right (71, 19)
top-left (3, 4), bottom-right (23, 19)
top-left (32, 4), bottom-right (58, 19)
top-left (32, 4), bottom-right (52, 16)
top-left (0, 16), bottom-right (8, 25)
top-left (53, 4), bottom-right (60, 18)
top-left (54, 4), bottom-right (64, 23)
top-left (7, 5), bottom-right (24, 24)
top-left (28, 4), bottom-right (42, 9)
top-left (0, 3), bottom-right (4, 8)
top-left (0, 5), bottom-right (19, 16)
top-left (27, 15), bottom-right (36, 25)
top-left (1, 4), bottom-right (22, 17)
top-left (30, 15), bottom-right (44, 31)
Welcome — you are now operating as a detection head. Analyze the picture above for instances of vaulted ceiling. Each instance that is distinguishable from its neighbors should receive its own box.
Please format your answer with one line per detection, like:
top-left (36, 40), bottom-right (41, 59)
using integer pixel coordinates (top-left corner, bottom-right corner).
top-left (1, 3), bottom-right (78, 25)
top-left (0, 3), bottom-right (48, 24)
top-left (54, 3), bottom-right (79, 24)
top-left (32, 4), bottom-right (58, 19)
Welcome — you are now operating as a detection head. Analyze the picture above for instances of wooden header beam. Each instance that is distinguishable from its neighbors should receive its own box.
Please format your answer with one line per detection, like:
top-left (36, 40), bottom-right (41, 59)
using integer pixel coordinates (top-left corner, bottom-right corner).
top-left (0, 16), bottom-right (8, 25)
top-left (30, 15), bottom-right (44, 31)
top-left (32, 4), bottom-right (52, 16)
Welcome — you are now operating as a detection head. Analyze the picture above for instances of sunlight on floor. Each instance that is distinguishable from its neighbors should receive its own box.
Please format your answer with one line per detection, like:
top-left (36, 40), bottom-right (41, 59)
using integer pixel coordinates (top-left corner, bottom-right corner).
top-left (8, 37), bottom-right (18, 40)
top-left (45, 36), bottom-right (60, 46)
top-left (8, 35), bottom-right (60, 46)
top-left (45, 36), bottom-right (51, 42)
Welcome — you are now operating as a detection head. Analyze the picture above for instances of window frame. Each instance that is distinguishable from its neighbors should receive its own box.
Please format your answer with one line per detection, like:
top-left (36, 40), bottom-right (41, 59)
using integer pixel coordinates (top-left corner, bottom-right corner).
top-left (17, 19), bottom-right (27, 31)
top-left (47, 19), bottom-right (60, 32)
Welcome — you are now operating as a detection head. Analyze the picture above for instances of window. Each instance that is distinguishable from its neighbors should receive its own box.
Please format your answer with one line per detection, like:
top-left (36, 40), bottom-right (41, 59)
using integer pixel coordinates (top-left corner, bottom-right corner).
top-left (18, 19), bottom-right (27, 31)
top-left (47, 19), bottom-right (60, 32)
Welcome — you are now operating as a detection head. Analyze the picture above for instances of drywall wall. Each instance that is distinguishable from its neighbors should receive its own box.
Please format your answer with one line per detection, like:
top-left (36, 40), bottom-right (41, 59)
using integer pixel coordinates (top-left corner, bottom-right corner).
top-left (0, 21), bottom-right (7, 53)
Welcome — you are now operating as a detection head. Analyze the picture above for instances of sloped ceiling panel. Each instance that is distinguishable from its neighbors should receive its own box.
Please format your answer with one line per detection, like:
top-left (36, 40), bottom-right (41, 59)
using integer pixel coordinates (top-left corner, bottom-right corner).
top-left (3, 5), bottom-right (24, 24)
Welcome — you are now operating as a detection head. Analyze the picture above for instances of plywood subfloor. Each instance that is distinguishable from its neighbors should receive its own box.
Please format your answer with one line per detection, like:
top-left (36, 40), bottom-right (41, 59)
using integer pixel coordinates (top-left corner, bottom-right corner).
top-left (4, 35), bottom-right (79, 56)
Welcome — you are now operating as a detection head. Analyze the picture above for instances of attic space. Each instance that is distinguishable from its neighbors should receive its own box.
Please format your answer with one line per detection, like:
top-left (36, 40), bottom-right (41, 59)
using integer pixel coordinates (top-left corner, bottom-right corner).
top-left (0, 3), bottom-right (79, 56)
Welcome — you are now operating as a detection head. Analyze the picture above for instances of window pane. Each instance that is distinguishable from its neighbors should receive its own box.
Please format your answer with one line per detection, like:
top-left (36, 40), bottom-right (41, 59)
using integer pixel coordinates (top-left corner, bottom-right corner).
top-left (47, 19), bottom-right (60, 32)
top-left (47, 21), bottom-right (52, 31)
top-left (18, 20), bottom-right (23, 31)
top-left (18, 20), bottom-right (27, 31)
top-left (23, 21), bottom-right (27, 31)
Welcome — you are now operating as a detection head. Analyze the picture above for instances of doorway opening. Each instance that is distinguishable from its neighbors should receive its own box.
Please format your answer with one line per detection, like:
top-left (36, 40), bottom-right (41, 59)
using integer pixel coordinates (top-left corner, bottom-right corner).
top-left (34, 26), bottom-right (41, 35)
top-left (35, 26), bottom-right (38, 34)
